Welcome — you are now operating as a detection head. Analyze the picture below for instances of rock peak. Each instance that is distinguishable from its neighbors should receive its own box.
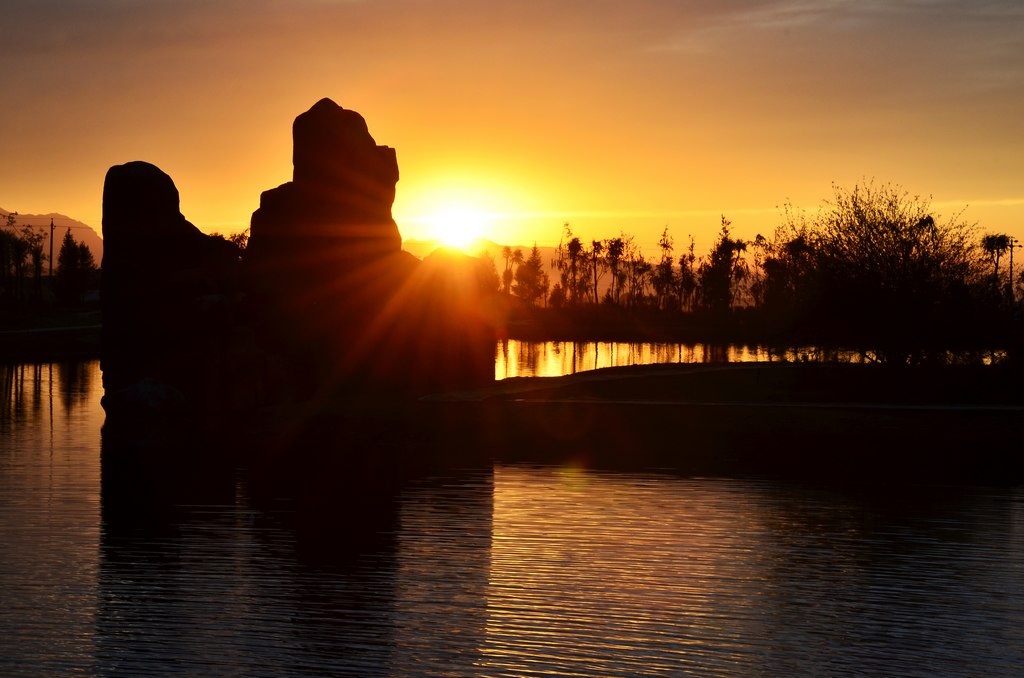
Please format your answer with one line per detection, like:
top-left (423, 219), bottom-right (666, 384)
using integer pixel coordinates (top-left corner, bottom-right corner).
top-left (292, 98), bottom-right (396, 191)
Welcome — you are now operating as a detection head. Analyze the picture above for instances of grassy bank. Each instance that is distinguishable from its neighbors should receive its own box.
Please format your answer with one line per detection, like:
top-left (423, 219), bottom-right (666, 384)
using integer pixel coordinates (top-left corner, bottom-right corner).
top-left (417, 362), bottom-right (1024, 483)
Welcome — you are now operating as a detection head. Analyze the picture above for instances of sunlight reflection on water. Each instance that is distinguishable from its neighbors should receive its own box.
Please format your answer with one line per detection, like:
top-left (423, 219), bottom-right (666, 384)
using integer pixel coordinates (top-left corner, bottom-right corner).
top-left (494, 339), bottom-right (1009, 379)
top-left (494, 340), bottom-right (842, 379)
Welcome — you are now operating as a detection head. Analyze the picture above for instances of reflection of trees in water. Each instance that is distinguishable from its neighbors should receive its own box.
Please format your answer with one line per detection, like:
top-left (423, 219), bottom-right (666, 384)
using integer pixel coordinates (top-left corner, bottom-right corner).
top-left (497, 339), bottom-right (1008, 379)
top-left (57, 361), bottom-right (93, 413)
top-left (0, 362), bottom-right (98, 435)
top-left (1, 363), bottom-right (50, 434)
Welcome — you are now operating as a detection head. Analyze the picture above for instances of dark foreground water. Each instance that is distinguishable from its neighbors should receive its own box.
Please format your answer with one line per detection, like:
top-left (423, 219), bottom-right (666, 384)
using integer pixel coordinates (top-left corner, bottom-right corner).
top-left (3, 361), bottom-right (1024, 676)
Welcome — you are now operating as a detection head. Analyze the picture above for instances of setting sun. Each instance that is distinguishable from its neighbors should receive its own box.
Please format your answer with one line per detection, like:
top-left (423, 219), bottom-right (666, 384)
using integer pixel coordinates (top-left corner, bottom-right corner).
top-left (394, 178), bottom-right (523, 252)
top-left (423, 205), bottom-right (490, 251)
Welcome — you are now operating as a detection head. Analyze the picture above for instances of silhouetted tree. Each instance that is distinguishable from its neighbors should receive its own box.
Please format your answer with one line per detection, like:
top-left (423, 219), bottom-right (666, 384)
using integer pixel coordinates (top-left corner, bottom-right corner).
top-left (210, 228), bottom-right (250, 258)
top-left (588, 239), bottom-right (604, 304)
top-left (749, 218), bottom-right (819, 334)
top-left (652, 227), bottom-right (676, 309)
top-left (78, 241), bottom-right (96, 274)
top-left (698, 217), bottom-right (747, 313)
top-left (514, 244), bottom-right (549, 307)
top-left (677, 235), bottom-right (697, 311)
top-left (55, 228), bottom-right (96, 304)
top-left (981, 233), bottom-right (1012, 299)
top-left (227, 228), bottom-right (249, 252)
top-left (500, 246), bottom-right (523, 296)
top-left (769, 182), bottom-right (985, 352)
top-left (622, 236), bottom-right (651, 306)
top-left (19, 226), bottom-right (47, 296)
top-left (500, 246), bottom-right (512, 295)
top-left (604, 236), bottom-right (626, 305)
top-left (0, 212), bottom-right (44, 305)
top-left (554, 224), bottom-right (585, 305)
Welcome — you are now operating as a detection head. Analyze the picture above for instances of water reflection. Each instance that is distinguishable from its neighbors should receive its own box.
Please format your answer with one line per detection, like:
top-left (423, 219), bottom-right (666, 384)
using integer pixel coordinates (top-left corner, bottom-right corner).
top-left (0, 362), bottom-right (97, 429)
top-left (479, 466), bottom-right (1024, 676)
top-left (56, 360), bottom-right (95, 413)
top-left (0, 361), bottom-right (102, 677)
top-left (494, 339), bottom-right (832, 379)
top-left (494, 339), bottom-right (1009, 379)
top-left (3, 360), bottom-right (1024, 675)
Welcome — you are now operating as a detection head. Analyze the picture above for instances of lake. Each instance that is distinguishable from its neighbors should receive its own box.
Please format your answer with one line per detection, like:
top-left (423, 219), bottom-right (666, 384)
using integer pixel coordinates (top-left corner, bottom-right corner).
top-left (4, 360), bottom-right (1024, 676)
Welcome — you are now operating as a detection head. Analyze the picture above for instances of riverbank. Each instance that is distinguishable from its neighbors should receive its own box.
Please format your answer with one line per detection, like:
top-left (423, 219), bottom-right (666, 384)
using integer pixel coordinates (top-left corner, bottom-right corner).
top-left (478, 361), bottom-right (1024, 406)
top-left (0, 306), bottom-right (101, 360)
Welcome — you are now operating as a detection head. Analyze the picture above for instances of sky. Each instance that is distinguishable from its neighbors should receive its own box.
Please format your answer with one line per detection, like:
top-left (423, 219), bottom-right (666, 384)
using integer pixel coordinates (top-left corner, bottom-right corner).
top-left (4, 0), bottom-right (1024, 256)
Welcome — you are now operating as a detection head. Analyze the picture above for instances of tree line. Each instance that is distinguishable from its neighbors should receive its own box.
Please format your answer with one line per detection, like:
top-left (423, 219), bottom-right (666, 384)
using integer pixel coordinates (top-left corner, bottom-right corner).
top-left (486, 182), bottom-right (1022, 352)
top-left (1, 212), bottom-right (98, 308)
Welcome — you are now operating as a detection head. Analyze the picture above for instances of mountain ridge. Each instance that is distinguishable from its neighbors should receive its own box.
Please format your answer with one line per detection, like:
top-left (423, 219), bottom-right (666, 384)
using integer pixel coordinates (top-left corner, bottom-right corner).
top-left (0, 207), bottom-right (104, 264)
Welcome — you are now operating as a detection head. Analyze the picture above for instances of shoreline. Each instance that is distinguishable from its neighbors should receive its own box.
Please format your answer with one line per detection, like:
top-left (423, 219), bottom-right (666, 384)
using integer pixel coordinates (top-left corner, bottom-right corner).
top-left (412, 362), bottom-right (1024, 483)
top-left (0, 309), bottom-right (101, 361)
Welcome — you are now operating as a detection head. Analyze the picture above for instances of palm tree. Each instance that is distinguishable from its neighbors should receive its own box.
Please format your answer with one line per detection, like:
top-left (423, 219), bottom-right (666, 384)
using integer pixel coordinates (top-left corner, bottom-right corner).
top-left (982, 233), bottom-right (1011, 281)
top-left (604, 237), bottom-right (625, 304)
top-left (501, 245), bottom-right (521, 296)
top-left (589, 240), bottom-right (604, 304)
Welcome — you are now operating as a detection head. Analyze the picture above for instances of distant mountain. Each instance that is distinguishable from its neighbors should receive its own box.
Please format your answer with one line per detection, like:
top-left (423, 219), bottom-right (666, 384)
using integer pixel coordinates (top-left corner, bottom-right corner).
top-left (401, 238), bottom-right (444, 259)
top-left (403, 237), bottom-right (564, 292)
top-left (0, 208), bottom-right (103, 268)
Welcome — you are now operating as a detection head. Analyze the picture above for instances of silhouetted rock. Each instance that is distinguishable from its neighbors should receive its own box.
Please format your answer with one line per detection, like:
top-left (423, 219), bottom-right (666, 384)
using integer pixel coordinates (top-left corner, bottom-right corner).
top-left (247, 99), bottom-right (402, 291)
top-left (245, 99), bottom-right (493, 394)
top-left (101, 161), bottom-right (241, 418)
top-left (101, 100), bottom-right (495, 434)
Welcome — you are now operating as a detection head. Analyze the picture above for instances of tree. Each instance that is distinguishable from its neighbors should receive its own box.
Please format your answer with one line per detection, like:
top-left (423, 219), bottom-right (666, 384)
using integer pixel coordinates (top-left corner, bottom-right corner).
top-left (981, 233), bottom-right (1011, 298)
top-left (652, 227), bottom-right (676, 309)
top-left (764, 181), bottom-right (986, 352)
top-left (55, 228), bottom-right (96, 304)
top-left (513, 244), bottom-right (550, 307)
top-left (678, 235), bottom-right (698, 311)
top-left (210, 228), bottom-right (250, 257)
top-left (604, 236), bottom-right (626, 305)
top-left (500, 246), bottom-right (523, 296)
top-left (554, 224), bottom-right (585, 305)
top-left (698, 217), bottom-right (747, 313)
top-left (227, 228), bottom-right (249, 252)
top-left (815, 182), bottom-right (979, 333)
top-left (622, 236), bottom-right (651, 306)
top-left (511, 248), bottom-right (523, 282)
top-left (21, 226), bottom-right (47, 294)
top-left (78, 241), bottom-right (96, 272)
top-left (0, 212), bottom-right (43, 304)
top-left (587, 240), bottom-right (605, 304)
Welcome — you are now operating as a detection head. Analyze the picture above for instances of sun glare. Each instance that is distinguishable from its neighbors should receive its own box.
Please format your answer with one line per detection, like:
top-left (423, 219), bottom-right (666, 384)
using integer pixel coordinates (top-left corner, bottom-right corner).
top-left (394, 178), bottom-right (527, 253)
top-left (420, 205), bottom-right (492, 252)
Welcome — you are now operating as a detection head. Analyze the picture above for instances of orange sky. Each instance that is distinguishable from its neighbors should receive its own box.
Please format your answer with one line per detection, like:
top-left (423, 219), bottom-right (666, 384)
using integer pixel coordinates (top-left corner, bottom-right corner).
top-left (4, 1), bottom-right (1023, 256)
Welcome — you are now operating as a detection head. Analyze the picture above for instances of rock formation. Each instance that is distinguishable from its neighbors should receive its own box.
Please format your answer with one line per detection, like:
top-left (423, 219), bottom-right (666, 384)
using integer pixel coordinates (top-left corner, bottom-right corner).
top-left (101, 100), bottom-right (494, 423)
top-left (245, 98), bottom-right (493, 394)
top-left (101, 161), bottom-right (242, 418)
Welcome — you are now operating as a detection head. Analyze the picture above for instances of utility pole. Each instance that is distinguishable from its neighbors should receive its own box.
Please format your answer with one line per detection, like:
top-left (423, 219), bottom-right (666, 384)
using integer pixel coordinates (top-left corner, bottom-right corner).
top-left (47, 220), bottom-right (55, 278)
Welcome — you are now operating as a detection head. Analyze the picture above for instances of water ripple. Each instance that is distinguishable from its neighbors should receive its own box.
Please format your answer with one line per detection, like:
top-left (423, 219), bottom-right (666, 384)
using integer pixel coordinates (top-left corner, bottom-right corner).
top-left (3, 361), bottom-right (1024, 676)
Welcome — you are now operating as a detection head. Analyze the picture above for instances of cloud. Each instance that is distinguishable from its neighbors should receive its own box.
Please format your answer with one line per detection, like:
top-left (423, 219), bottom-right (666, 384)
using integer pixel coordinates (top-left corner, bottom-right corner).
top-left (650, 0), bottom-right (1024, 55)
